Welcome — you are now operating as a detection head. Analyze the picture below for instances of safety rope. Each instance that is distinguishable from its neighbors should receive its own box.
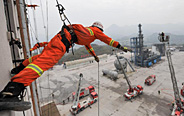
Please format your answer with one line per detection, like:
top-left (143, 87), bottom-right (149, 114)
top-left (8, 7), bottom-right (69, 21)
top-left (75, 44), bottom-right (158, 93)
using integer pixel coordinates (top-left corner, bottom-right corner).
top-left (98, 62), bottom-right (100, 116)
top-left (31, 2), bottom-right (39, 43)
top-left (27, 8), bottom-right (44, 116)
top-left (46, 0), bottom-right (49, 42)
top-left (46, 0), bottom-right (54, 115)
top-left (28, 0), bottom-right (54, 115)
top-left (27, 14), bottom-right (36, 43)
top-left (39, 0), bottom-right (47, 41)
top-left (27, 1), bottom-right (44, 115)
top-left (55, 0), bottom-right (77, 55)
top-left (47, 71), bottom-right (52, 116)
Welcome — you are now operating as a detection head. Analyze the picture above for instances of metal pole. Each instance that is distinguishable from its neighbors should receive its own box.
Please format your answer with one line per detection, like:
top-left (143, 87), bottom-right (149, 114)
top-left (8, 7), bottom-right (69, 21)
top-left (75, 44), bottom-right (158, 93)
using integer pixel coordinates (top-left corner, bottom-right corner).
top-left (4, 0), bottom-right (17, 67)
top-left (18, 0), bottom-right (40, 115)
top-left (124, 58), bottom-right (135, 72)
top-left (115, 50), bottom-right (132, 89)
top-left (98, 62), bottom-right (100, 116)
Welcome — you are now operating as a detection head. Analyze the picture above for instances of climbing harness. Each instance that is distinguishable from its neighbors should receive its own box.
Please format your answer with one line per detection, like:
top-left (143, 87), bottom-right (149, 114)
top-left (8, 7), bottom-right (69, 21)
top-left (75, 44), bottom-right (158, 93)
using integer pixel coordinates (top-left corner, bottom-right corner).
top-left (56, 0), bottom-right (78, 54)
top-left (60, 25), bottom-right (77, 53)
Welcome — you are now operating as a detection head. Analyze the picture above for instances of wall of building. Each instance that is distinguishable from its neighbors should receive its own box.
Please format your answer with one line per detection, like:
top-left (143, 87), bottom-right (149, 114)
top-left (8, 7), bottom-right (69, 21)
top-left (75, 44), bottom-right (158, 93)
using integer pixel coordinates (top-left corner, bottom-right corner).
top-left (6, 0), bottom-right (24, 61)
top-left (0, 1), bottom-right (32, 116)
top-left (0, 0), bottom-right (15, 115)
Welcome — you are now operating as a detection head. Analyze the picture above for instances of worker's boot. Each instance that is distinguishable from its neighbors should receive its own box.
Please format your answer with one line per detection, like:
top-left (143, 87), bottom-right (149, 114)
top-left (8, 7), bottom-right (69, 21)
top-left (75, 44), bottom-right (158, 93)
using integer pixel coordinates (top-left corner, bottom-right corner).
top-left (0, 82), bottom-right (31, 111)
top-left (0, 82), bottom-right (25, 102)
top-left (11, 63), bottom-right (25, 75)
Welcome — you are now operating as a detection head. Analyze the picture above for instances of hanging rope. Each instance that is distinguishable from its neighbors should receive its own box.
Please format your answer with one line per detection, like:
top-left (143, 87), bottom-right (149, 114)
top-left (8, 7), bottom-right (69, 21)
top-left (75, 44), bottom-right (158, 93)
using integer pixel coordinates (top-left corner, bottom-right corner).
top-left (46, 0), bottom-right (49, 42)
top-left (27, 1), bottom-right (45, 115)
top-left (39, 0), bottom-right (47, 40)
top-left (27, 13), bottom-right (43, 109)
top-left (98, 62), bottom-right (100, 116)
top-left (39, 0), bottom-right (46, 28)
top-left (41, 0), bottom-right (55, 115)
top-left (27, 17), bottom-right (36, 45)
top-left (29, 0), bottom-right (39, 43)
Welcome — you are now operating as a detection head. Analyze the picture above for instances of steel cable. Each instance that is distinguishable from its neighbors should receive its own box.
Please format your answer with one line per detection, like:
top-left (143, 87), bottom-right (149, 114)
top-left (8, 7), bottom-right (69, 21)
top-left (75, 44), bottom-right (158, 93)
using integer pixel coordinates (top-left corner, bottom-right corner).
top-left (98, 62), bottom-right (100, 116)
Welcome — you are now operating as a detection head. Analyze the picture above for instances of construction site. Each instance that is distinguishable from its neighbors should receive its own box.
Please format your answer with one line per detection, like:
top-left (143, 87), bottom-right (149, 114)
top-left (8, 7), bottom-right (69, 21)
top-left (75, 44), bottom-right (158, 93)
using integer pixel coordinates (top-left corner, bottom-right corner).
top-left (0, 0), bottom-right (184, 116)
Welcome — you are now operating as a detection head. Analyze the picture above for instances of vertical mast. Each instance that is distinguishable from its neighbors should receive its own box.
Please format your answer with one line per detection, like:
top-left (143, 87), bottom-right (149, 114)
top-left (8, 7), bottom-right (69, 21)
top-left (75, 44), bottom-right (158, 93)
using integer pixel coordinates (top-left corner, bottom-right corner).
top-left (16, 0), bottom-right (40, 115)
top-left (138, 24), bottom-right (143, 56)
top-left (166, 50), bottom-right (182, 106)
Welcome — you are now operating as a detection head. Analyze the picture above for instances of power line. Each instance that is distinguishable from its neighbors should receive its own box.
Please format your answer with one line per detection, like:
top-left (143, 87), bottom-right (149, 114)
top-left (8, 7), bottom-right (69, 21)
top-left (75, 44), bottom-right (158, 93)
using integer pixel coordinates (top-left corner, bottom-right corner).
top-left (98, 62), bottom-right (100, 116)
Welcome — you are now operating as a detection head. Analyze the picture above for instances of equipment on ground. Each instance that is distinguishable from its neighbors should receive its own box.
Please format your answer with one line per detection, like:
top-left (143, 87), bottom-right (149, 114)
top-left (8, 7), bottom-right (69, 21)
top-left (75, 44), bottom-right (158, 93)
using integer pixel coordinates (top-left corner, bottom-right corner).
top-left (130, 24), bottom-right (162, 67)
top-left (124, 85), bottom-right (143, 100)
top-left (102, 52), bottom-right (135, 81)
top-left (167, 50), bottom-right (184, 116)
top-left (114, 50), bottom-right (143, 100)
top-left (102, 69), bottom-right (118, 80)
top-left (70, 73), bottom-right (83, 114)
top-left (71, 92), bottom-right (98, 115)
top-left (158, 33), bottom-right (184, 116)
top-left (144, 75), bottom-right (156, 86)
top-left (114, 56), bottom-right (127, 71)
top-left (114, 55), bottom-right (135, 72)
top-left (72, 85), bottom-right (95, 100)
top-left (70, 74), bottom-right (98, 115)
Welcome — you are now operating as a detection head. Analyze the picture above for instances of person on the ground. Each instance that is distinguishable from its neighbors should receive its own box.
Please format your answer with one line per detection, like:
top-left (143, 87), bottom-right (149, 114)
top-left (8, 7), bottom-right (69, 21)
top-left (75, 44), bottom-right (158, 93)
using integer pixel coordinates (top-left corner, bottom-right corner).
top-left (0, 21), bottom-right (131, 102)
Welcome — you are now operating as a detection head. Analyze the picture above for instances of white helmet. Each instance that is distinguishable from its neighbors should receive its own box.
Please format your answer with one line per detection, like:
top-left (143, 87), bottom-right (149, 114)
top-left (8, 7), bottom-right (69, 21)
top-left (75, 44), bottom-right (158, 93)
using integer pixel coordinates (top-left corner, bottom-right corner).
top-left (92, 21), bottom-right (103, 32)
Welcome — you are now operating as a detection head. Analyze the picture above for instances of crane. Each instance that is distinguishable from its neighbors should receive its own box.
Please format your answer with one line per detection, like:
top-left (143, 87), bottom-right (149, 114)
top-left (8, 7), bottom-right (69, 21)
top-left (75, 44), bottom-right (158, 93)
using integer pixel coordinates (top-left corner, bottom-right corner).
top-left (70, 73), bottom-right (98, 115)
top-left (70, 73), bottom-right (83, 114)
top-left (114, 50), bottom-right (143, 100)
top-left (158, 32), bottom-right (184, 116)
top-left (115, 50), bottom-right (132, 91)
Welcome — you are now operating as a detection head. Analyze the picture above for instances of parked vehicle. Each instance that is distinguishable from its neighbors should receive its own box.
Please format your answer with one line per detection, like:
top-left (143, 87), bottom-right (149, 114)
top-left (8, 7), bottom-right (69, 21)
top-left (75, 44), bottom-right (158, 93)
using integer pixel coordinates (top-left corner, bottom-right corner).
top-left (145, 75), bottom-right (156, 85)
top-left (70, 92), bottom-right (98, 115)
top-left (72, 85), bottom-right (95, 100)
top-left (124, 85), bottom-right (143, 100)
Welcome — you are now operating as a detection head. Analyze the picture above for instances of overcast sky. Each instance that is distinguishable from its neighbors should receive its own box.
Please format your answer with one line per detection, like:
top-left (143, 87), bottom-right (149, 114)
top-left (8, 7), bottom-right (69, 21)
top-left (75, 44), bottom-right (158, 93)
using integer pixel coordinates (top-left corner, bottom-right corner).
top-left (26, 0), bottom-right (184, 42)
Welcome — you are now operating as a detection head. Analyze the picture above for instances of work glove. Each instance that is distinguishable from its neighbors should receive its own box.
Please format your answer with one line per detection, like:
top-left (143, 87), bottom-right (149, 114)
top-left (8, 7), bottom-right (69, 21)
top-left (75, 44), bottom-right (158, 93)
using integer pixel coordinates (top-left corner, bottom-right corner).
top-left (30, 43), bottom-right (40, 51)
top-left (34, 43), bottom-right (40, 48)
top-left (94, 56), bottom-right (99, 62)
top-left (119, 46), bottom-right (132, 52)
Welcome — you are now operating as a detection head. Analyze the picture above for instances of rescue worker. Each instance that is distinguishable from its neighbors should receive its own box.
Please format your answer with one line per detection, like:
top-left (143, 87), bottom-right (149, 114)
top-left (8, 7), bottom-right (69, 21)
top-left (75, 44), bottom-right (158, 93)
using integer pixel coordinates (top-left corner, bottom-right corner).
top-left (0, 21), bottom-right (131, 102)
top-left (161, 32), bottom-right (165, 42)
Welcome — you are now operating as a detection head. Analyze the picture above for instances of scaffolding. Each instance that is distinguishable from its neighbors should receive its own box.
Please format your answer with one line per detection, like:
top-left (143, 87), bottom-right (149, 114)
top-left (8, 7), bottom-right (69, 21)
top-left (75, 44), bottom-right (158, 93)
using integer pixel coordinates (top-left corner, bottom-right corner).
top-left (130, 24), bottom-right (161, 67)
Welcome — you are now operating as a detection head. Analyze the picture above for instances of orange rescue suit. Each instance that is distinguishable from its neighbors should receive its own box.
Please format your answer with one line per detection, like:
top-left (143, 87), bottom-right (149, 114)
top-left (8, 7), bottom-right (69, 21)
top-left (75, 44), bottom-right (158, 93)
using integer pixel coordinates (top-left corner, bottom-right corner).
top-left (11, 24), bottom-right (120, 86)
top-left (29, 42), bottom-right (48, 51)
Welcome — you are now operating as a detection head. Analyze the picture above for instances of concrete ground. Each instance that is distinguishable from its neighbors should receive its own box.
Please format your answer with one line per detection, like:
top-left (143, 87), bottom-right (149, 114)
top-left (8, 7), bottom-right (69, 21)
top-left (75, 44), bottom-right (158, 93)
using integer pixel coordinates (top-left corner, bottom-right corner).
top-left (37, 51), bottom-right (184, 116)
